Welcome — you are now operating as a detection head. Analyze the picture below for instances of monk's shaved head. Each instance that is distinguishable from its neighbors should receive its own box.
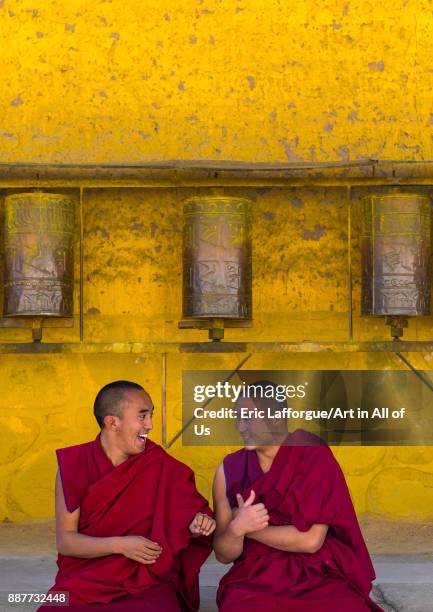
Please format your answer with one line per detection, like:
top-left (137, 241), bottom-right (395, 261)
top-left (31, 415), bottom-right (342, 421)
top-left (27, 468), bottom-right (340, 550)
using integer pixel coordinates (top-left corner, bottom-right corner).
top-left (94, 380), bottom-right (147, 429)
top-left (239, 379), bottom-right (288, 416)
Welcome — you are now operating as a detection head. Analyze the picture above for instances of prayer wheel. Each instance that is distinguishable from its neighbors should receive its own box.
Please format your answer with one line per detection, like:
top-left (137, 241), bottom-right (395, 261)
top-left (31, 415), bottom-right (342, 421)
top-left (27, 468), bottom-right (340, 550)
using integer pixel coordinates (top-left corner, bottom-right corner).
top-left (183, 196), bottom-right (252, 319)
top-left (361, 193), bottom-right (431, 316)
top-left (3, 192), bottom-right (74, 317)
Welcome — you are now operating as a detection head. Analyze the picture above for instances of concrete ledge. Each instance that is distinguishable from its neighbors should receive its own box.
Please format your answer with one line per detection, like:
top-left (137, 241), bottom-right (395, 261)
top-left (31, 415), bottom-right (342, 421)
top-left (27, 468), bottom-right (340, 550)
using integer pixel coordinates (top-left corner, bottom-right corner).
top-left (374, 584), bottom-right (433, 612)
top-left (1, 554), bottom-right (433, 611)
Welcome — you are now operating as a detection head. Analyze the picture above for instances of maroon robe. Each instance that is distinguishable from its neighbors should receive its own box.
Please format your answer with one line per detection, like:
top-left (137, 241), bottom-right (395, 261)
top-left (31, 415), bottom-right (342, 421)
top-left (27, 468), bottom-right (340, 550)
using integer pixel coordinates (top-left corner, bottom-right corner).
top-left (217, 430), bottom-right (383, 611)
top-left (42, 436), bottom-right (212, 611)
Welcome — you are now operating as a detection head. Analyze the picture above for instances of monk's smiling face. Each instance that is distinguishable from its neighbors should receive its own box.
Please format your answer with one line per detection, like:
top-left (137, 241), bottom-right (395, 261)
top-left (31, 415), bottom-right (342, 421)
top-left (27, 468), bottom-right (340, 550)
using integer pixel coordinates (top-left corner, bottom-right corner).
top-left (236, 397), bottom-right (288, 450)
top-left (235, 396), bottom-right (279, 450)
top-left (115, 390), bottom-right (154, 456)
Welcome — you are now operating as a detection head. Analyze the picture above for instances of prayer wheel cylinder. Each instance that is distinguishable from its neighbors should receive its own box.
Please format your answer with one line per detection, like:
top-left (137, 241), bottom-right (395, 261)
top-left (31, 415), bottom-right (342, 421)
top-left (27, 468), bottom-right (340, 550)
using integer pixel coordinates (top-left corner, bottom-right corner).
top-left (3, 192), bottom-right (74, 317)
top-left (361, 193), bottom-right (431, 316)
top-left (183, 196), bottom-right (252, 319)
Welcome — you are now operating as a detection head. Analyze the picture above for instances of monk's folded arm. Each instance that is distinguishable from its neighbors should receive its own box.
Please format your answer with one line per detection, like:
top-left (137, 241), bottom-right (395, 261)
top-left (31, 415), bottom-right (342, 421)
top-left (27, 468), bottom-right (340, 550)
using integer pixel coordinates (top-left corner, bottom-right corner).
top-left (213, 522), bottom-right (246, 564)
top-left (212, 463), bottom-right (245, 564)
top-left (247, 523), bottom-right (329, 554)
top-left (57, 531), bottom-right (123, 558)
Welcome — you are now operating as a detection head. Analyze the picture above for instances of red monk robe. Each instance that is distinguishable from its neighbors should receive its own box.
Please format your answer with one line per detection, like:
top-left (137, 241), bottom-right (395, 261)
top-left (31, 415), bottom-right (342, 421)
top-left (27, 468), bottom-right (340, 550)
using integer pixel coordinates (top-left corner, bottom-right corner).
top-left (217, 430), bottom-right (383, 611)
top-left (42, 435), bottom-right (212, 610)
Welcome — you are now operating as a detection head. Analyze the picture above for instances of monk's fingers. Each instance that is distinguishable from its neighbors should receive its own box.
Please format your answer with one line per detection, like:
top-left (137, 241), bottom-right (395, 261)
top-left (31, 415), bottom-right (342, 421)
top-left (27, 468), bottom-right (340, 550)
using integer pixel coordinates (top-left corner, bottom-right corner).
top-left (195, 513), bottom-right (205, 529)
top-left (204, 520), bottom-right (216, 535)
top-left (199, 516), bottom-right (216, 534)
top-left (141, 538), bottom-right (162, 551)
top-left (236, 493), bottom-right (245, 508)
top-left (254, 514), bottom-right (269, 528)
top-left (189, 521), bottom-right (201, 534)
top-left (199, 515), bottom-right (212, 529)
top-left (205, 517), bottom-right (216, 532)
top-left (244, 490), bottom-right (255, 506)
top-left (142, 544), bottom-right (162, 553)
top-left (189, 516), bottom-right (199, 531)
top-left (133, 554), bottom-right (156, 564)
top-left (144, 553), bottom-right (160, 561)
top-left (252, 502), bottom-right (266, 511)
top-left (142, 549), bottom-right (162, 559)
top-left (141, 546), bottom-right (162, 558)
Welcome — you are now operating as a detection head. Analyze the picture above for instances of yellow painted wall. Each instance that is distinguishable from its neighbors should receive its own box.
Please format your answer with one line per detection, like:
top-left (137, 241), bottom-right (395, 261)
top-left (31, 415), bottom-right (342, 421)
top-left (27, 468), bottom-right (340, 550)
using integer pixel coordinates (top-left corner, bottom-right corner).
top-left (1, 0), bottom-right (432, 163)
top-left (1, 0), bottom-right (433, 522)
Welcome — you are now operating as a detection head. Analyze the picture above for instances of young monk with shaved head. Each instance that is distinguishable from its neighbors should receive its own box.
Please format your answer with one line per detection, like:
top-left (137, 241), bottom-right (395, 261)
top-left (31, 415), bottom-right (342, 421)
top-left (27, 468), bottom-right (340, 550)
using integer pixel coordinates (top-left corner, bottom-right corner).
top-left (213, 381), bottom-right (383, 611)
top-left (41, 381), bottom-right (215, 611)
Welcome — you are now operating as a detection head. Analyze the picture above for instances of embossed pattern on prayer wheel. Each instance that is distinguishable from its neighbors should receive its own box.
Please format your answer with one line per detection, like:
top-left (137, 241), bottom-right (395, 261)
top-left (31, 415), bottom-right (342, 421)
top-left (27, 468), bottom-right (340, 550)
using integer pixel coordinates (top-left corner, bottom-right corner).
top-left (361, 193), bottom-right (431, 316)
top-left (183, 196), bottom-right (252, 318)
top-left (3, 193), bottom-right (74, 316)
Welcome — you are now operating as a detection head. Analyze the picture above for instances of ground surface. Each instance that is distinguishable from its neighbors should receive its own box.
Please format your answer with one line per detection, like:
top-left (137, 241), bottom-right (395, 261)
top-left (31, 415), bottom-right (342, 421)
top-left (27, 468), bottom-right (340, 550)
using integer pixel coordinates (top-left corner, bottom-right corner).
top-left (0, 519), bottom-right (432, 611)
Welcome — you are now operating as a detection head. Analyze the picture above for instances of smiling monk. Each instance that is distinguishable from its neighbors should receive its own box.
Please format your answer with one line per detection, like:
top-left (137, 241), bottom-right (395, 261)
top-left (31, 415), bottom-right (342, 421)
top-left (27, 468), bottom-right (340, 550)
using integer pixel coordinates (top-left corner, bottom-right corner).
top-left (42, 381), bottom-right (215, 611)
top-left (213, 382), bottom-right (383, 612)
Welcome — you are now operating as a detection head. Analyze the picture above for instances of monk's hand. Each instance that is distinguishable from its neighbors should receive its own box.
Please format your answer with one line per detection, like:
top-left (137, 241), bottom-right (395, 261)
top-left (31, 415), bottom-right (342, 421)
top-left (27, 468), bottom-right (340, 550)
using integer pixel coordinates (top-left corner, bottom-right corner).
top-left (189, 512), bottom-right (216, 537)
top-left (230, 490), bottom-right (269, 536)
top-left (117, 535), bottom-right (162, 564)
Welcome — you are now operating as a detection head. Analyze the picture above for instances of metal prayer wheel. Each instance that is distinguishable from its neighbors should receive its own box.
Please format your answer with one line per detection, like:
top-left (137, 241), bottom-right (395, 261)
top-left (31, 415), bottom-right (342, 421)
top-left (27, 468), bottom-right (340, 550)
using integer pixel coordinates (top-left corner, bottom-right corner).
top-left (361, 193), bottom-right (431, 317)
top-left (3, 193), bottom-right (74, 317)
top-left (183, 196), bottom-right (252, 319)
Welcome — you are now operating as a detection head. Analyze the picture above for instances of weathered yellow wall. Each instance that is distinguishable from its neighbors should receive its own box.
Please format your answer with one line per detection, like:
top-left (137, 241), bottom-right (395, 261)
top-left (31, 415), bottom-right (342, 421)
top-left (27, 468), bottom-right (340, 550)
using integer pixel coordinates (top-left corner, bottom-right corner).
top-left (1, 0), bottom-right (432, 163)
top-left (1, 0), bottom-right (433, 522)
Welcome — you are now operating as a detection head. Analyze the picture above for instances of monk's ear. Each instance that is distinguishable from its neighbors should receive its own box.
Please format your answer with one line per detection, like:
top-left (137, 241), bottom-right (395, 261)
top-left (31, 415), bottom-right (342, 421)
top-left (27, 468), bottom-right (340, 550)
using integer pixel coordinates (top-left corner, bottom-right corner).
top-left (272, 417), bottom-right (286, 429)
top-left (103, 414), bottom-right (119, 431)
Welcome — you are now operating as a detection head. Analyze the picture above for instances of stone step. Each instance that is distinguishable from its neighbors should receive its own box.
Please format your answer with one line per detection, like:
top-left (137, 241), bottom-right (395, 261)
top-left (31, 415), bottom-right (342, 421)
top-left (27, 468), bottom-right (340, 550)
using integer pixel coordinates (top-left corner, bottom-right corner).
top-left (0, 555), bottom-right (432, 612)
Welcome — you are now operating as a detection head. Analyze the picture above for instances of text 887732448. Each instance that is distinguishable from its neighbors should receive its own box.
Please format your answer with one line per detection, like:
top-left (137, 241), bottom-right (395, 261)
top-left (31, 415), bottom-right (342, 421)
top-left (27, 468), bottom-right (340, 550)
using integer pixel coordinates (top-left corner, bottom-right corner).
top-left (2, 592), bottom-right (69, 608)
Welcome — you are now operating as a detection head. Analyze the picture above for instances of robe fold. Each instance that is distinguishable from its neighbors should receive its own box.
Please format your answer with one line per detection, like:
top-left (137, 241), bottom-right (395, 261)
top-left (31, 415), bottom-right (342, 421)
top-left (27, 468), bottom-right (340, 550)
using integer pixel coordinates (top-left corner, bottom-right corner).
top-left (217, 430), bottom-right (383, 611)
top-left (42, 436), bottom-right (212, 610)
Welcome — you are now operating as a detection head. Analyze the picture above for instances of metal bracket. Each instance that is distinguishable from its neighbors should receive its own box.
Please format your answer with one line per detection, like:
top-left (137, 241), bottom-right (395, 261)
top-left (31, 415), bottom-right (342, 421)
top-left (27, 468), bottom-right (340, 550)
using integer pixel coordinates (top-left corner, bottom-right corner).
top-left (178, 318), bottom-right (253, 341)
top-left (385, 315), bottom-right (409, 340)
top-left (31, 317), bottom-right (43, 342)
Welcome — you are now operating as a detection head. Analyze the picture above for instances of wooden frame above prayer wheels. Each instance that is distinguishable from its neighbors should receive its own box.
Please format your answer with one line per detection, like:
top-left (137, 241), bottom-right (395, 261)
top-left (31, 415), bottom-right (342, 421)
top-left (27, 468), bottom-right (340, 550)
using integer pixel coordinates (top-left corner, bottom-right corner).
top-left (2, 159), bottom-right (433, 187)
